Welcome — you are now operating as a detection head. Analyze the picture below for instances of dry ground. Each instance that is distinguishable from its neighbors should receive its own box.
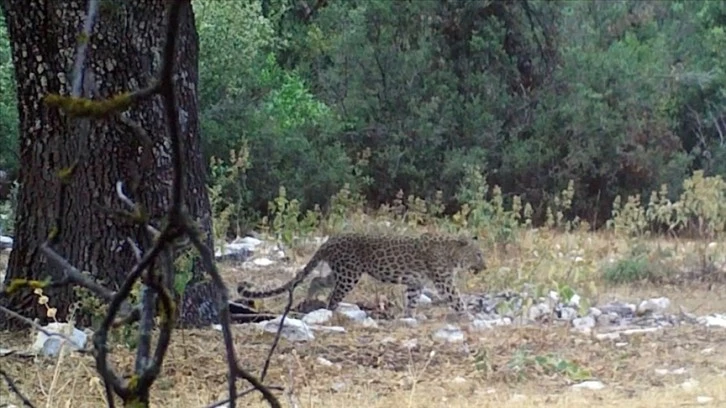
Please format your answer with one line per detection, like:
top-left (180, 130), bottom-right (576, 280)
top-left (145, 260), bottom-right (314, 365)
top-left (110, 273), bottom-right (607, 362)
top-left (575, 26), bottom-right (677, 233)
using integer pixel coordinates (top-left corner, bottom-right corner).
top-left (3, 230), bottom-right (726, 407)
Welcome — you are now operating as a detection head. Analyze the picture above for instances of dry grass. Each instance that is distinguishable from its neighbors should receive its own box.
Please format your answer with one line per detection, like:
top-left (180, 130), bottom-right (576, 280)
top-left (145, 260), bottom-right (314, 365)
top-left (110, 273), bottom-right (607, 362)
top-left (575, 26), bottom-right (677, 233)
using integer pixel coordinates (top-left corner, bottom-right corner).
top-left (3, 229), bottom-right (726, 407)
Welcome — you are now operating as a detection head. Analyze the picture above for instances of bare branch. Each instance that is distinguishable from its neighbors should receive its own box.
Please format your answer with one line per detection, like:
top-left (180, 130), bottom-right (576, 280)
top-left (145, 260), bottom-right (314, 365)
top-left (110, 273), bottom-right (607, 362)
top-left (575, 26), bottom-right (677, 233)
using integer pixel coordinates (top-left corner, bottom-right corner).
top-left (0, 368), bottom-right (36, 408)
top-left (0, 305), bottom-right (87, 353)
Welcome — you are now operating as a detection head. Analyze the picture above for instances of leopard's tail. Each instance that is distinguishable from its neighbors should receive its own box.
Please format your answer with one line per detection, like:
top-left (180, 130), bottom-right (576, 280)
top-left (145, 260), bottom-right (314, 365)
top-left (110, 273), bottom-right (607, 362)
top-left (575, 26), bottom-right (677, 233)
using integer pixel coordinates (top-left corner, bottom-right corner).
top-left (237, 253), bottom-right (323, 299)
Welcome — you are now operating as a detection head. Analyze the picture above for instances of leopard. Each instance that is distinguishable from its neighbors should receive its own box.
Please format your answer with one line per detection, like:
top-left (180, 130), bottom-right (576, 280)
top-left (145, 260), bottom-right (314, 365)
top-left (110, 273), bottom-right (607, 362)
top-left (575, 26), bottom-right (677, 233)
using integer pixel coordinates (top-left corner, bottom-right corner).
top-left (236, 231), bottom-right (486, 318)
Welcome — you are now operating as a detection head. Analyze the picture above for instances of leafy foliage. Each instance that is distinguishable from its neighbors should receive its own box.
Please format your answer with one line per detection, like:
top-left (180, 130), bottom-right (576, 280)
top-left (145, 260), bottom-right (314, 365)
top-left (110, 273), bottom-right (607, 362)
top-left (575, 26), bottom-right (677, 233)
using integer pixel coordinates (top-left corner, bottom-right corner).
top-left (4, 1), bottom-right (726, 236)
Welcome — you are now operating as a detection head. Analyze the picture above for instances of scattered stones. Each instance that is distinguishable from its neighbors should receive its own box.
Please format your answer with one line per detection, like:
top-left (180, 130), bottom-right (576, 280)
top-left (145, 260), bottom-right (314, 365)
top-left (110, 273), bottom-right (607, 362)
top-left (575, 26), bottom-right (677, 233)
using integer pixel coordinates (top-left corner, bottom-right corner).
top-left (220, 235), bottom-right (726, 349)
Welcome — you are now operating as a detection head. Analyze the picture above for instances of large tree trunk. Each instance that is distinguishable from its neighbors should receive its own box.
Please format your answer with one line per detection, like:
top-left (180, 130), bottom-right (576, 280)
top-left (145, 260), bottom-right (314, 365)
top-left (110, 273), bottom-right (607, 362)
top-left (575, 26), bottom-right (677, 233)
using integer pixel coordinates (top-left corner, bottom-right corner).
top-left (0, 0), bottom-right (217, 329)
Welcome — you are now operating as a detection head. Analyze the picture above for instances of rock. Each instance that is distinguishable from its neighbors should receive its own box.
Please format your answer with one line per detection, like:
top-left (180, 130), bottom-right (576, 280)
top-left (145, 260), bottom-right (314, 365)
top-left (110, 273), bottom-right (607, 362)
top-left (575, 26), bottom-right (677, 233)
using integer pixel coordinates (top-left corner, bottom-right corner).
top-left (418, 294), bottom-right (433, 305)
top-left (699, 314), bottom-right (726, 328)
top-left (233, 236), bottom-right (263, 250)
top-left (432, 324), bottom-right (465, 343)
top-left (336, 302), bottom-right (361, 313)
top-left (401, 339), bottom-right (418, 350)
top-left (697, 396), bottom-right (714, 404)
top-left (261, 317), bottom-right (314, 342)
top-left (330, 381), bottom-right (348, 393)
top-left (310, 325), bottom-right (346, 333)
top-left (558, 307), bottom-right (578, 321)
top-left (302, 309), bottom-right (333, 325)
top-left (568, 294), bottom-right (581, 307)
top-left (31, 322), bottom-right (88, 357)
top-left (528, 303), bottom-right (551, 321)
top-left (399, 317), bottom-right (419, 327)
top-left (572, 380), bottom-right (605, 390)
top-left (595, 332), bottom-right (621, 341)
top-left (469, 319), bottom-right (494, 331)
top-left (317, 357), bottom-right (334, 367)
top-left (572, 316), bottom-right (596, 333)
top-left (596, 313), bottom-right (619, 326)
top-left (360, 317), bottom-right (379, 328)
top-left (588, 307), bottom-right (602, 317)
top-left (339, 308), bottom-right (368, 322)
top-left (252, 257), bottom-right (275, 267)
top-left (681, 378), bottom-right (699, 390)
top-left (638, 297), bottom-right (670, 315)
top-left (655, 367), bottom-right (687, 376)
top-left (0, 235), bottom-right (12, 250)
top-left (598, 302), bottom-right (636, 318)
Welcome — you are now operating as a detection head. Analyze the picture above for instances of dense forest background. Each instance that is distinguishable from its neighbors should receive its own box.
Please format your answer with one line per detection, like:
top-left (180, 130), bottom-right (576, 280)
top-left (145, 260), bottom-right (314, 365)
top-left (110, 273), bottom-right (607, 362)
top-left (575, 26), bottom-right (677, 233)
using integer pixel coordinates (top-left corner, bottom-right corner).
top-left (1, 0), bottom-right (725, 235)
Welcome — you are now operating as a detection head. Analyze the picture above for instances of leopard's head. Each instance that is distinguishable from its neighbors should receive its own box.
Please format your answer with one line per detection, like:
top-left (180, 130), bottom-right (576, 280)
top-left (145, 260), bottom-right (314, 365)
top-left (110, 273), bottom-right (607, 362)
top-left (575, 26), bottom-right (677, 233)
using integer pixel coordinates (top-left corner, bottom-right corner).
top-left (451, 235), bottom-right (486, 274)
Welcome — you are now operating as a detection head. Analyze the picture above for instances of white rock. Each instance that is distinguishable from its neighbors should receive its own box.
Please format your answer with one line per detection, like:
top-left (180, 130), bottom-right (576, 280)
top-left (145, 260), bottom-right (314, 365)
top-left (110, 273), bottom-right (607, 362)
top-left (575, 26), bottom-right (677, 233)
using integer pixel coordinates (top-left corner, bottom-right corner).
top-left (638, 297), bottom-right (670, 315)
top-left (588, 307), bottom-right (602, 317)
top-left (699, 314), bottom-right (726, 328)
top-left (569, 294), bottom-right (581, 307)
top-left (510, 394), bottom-right (527, 401)
top-left (451, 376), bottom-right (467, 384)
top-left (697, 396), bottom-right (714, 404)
top-left (469, 319), bottom-right (494, 331)
top-left (572, 316), bottom-right (596, 333)
top-left (595, 332), bottom-right (621, 341)
top-left (360, 317), bottom-right (379, 328)
top-left (337, 308), bottom-right (367, 322)
top-left (336, 302), bottom-right (361, 312)
top-left (252, 257), bottom-right (275, 267)
top-left (234, 236), bottom-right (263, 249)
top-left (559, 307), bottom-right (578, 321)
top-left (31, 322), bottom-right (88, 357)
top-left (401, 339), bottom-right (418, 350)
top-left (418, 294), bottom-right (432, 305)
top-left (330, 381), bottom-right (347, 392)
top-left (571, 380), bottom-right (605, 390)
top-left (528, 303), bottom-right (551, 321)
top-left (309, 325), bottom-right (346, 333)
top-left (317, 356), bottom-right (334, 366)
top-left (655, 367), bottom-right (687, 376)
top-left (399, 317), bottom-right (419, 327)
top-left (681, 378), bottom-right (700, 390)
top-left (432, 324), bottom-right (465, 343)
top-left (0, 235), bottom-right (12, 248)
top-left (302, 309), bottom-right (333, 325)
top-left (262, 317), bottom-right (314, 342)
top-left (621, 327), bottom-right (660, 336)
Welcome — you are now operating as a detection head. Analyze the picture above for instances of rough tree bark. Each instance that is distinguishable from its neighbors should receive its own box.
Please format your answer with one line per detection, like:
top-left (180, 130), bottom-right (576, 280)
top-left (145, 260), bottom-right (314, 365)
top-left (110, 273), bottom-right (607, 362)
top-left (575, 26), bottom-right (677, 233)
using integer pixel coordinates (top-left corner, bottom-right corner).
top-left (0, 0), bottom-right (219, 329)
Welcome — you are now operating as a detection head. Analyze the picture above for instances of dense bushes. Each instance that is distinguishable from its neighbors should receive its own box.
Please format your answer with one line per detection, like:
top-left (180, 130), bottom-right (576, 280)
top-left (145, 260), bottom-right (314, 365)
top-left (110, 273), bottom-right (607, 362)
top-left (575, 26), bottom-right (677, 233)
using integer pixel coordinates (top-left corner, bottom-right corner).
top-left (2, 1), bottom-right (726, 235)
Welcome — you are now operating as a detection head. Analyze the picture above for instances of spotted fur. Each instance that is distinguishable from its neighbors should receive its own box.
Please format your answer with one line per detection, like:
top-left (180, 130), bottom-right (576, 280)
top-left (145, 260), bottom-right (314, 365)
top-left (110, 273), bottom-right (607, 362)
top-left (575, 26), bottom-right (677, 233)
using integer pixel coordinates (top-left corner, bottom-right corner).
top-left (237, 232), bottom-right (486, 316)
